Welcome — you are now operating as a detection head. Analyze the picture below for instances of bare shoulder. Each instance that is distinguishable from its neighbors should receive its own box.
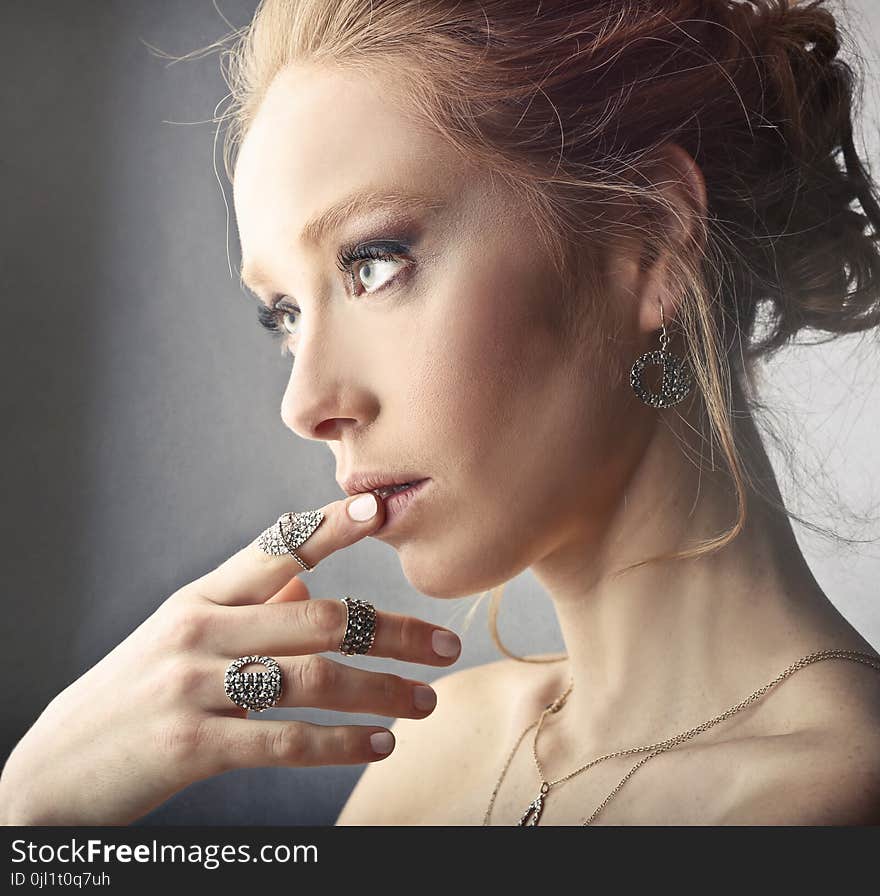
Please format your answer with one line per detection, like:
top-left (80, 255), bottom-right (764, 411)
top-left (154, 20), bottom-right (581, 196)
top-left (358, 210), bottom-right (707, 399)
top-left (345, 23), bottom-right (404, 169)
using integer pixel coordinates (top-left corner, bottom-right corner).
top-left (720, 651), bottom-right (880, 825)
top-left (720, 723), bottom-right (880, 825)
top-left (580, 647), bottom-right (880, 825)
top-left (335, 656), bottom-right (516, 825)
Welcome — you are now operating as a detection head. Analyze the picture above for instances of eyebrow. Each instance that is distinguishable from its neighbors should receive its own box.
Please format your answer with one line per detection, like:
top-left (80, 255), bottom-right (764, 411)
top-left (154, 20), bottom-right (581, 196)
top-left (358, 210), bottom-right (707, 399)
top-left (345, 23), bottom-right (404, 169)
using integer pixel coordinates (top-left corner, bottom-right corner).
top-left (239, 188), bottom-right (446, 294)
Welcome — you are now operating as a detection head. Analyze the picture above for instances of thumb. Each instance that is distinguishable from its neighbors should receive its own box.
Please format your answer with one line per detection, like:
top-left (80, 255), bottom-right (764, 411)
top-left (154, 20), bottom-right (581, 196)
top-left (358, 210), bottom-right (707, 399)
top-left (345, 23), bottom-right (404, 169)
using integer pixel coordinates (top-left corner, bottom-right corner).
top-left (266, 575), bottom-right (311, 604)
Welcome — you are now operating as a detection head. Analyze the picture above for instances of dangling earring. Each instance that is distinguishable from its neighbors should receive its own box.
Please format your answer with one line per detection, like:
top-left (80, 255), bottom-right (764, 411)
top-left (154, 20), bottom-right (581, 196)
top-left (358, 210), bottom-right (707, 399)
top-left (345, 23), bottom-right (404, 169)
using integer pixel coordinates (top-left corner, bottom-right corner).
top-left (629, 298), bottom-right (694, 408)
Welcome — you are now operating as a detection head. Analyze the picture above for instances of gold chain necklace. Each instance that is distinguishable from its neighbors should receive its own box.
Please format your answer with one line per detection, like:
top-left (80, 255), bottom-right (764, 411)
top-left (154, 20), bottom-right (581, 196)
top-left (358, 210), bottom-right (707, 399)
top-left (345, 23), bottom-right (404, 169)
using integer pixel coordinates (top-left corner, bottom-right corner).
top-left (482, 648), bottom-right (880, 826)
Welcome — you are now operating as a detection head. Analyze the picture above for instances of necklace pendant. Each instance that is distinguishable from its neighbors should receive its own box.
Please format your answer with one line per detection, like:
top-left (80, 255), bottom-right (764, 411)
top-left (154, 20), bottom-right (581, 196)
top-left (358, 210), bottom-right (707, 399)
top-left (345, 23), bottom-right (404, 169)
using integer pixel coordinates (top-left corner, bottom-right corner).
top-left (518, 793), bottom-right (544, 826)
top-left (518, 788), bottom-right (547, 826)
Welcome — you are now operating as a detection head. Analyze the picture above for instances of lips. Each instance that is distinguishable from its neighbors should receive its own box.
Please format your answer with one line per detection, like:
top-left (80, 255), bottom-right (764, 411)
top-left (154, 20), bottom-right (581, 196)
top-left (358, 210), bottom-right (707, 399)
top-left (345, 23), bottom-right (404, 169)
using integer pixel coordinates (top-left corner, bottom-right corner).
top-left (339, 472), bottom-right (429, 498)
top-left (374, 478), bottom-right (432, 533)
top-left (373, 481), bottom-right (420, 499)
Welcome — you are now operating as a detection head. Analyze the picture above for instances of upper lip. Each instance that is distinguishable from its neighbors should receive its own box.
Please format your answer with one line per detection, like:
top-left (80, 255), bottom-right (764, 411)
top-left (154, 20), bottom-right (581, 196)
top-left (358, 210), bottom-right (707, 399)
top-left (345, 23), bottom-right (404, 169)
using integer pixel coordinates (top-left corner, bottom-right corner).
top-left (338, 471), bottom-right (428, 497)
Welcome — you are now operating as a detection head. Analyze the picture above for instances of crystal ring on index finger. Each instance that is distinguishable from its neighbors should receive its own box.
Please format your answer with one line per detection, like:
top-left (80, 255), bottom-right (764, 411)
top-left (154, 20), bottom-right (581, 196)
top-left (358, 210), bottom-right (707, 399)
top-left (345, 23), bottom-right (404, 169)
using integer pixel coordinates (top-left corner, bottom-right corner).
top-left (256, 510), bottom-right (325, 572)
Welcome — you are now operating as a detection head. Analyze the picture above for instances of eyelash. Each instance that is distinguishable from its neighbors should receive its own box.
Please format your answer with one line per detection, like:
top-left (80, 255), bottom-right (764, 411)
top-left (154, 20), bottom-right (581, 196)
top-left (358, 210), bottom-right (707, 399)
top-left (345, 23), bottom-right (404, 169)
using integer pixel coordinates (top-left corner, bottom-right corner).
top-left (256, 240), bottom-right (410, 355)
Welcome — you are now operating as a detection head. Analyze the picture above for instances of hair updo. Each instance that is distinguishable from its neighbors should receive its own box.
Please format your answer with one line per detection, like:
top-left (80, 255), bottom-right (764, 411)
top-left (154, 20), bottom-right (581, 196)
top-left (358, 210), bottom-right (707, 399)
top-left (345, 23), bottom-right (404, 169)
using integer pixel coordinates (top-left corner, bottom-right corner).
top-left (195, 0), bottom-right (880, 661)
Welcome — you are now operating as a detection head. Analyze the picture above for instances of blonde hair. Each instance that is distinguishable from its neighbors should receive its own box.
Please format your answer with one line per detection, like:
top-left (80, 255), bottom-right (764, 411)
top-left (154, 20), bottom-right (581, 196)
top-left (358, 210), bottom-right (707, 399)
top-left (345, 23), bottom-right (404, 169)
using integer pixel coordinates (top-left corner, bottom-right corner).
top-left (165, 0), bottom-right (880, 663)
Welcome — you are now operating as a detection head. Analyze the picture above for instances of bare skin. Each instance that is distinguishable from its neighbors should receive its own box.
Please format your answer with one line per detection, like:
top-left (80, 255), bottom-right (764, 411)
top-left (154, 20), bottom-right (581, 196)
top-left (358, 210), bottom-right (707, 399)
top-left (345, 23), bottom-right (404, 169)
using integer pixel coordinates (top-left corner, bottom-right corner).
top-left (483, 645), bottom-right (880, 825)
top-left (0, 487), bottom-right (464, 826)
top-left (340, 637), bottom-right (880, 825)
top-left (233, 62), bottom-right (880, 826)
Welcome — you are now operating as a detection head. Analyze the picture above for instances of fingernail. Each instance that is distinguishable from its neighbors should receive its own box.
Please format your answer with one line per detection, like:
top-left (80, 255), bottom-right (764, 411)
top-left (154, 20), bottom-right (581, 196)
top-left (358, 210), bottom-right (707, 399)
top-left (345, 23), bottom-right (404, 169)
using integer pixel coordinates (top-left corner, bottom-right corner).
top-left (413, 685), bottom-right (437, 712)
top-left (348, 492), bottom-right (378, 522)
top-left (370, 731), bottom-right (395, 754)
top-left (432, 630), bottom-right (461, 658)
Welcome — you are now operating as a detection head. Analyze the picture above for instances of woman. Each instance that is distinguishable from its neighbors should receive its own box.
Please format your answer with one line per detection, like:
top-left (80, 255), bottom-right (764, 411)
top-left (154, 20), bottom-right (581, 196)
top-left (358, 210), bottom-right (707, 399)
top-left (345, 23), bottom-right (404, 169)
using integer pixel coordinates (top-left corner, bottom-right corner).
top-left (3, 0), bottom-right (880, 826)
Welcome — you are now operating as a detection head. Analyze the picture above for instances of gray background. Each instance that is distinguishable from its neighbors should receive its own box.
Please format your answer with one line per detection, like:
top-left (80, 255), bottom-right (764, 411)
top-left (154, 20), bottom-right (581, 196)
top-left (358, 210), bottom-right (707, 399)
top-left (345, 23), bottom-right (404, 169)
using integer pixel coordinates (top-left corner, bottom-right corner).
top-left (2, 0), bottom-right (879, 826)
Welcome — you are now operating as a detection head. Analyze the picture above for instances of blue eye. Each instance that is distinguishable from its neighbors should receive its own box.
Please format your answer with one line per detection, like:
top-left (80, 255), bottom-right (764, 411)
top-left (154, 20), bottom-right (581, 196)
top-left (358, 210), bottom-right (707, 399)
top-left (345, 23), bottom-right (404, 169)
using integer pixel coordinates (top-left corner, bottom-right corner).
top-left (256, 302), bottom-right (299, 335)
top-left (336, 240), bottom-right (410, 295)
top-left (254, 239), bottom-right (412, 357)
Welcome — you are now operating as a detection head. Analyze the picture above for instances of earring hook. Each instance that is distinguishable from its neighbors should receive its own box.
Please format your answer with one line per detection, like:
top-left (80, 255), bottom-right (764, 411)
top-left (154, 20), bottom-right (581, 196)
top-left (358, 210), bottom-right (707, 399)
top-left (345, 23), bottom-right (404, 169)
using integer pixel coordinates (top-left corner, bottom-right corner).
top-left (658, 298), bottom-right (670, 351)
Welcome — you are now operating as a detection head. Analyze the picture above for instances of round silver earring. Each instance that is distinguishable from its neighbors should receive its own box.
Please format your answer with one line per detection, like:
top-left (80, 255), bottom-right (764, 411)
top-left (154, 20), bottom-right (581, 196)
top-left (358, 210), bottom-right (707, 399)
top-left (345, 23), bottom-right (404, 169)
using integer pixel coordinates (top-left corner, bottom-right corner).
top-left (629, 299), bottom-right (694, 408)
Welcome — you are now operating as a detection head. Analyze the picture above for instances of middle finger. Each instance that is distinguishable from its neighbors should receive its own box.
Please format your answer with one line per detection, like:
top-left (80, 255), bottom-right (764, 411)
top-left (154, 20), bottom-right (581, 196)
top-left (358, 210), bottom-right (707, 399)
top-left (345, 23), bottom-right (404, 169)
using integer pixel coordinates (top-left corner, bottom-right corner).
top-left (204, 598), bottom-right (462, 666)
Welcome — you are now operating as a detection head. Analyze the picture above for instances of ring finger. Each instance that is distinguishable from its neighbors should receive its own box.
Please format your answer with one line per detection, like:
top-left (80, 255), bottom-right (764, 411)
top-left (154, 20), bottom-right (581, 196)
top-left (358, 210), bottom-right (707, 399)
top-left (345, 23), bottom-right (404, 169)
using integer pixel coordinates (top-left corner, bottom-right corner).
top-left (204, 654), bottom-right (438, 718)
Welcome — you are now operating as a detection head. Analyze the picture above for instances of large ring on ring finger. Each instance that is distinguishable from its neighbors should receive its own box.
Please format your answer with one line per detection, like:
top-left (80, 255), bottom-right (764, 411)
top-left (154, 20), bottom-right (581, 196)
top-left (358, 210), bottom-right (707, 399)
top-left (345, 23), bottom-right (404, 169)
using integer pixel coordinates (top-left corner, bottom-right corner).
top-left (224, 655), bottom-right (283, 712)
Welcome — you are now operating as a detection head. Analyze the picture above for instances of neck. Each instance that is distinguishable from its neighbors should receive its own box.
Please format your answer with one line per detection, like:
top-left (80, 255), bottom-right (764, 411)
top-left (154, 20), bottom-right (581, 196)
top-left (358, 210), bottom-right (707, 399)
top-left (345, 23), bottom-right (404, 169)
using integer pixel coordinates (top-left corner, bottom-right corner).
top-left (528, 376), bottom-right (842, 770)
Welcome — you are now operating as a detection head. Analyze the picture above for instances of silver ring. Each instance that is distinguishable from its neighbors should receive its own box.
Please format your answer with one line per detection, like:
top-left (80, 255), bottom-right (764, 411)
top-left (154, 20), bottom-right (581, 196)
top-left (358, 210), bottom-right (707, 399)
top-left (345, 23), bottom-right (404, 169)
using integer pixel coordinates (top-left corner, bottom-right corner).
top-left (224, 655), bottom-right (283, 712)
top-left (256, 510), bottom-right (325, 571)
top-left (338, 596), bottom-right (377, 656)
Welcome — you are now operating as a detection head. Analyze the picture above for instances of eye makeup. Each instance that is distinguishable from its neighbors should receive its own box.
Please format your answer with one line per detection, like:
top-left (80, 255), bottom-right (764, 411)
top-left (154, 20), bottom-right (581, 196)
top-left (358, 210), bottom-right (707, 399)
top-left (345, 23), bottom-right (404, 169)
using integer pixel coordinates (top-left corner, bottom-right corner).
top-left (335, 238), bottom-right (414, 295)
top-left (253, 232), bottom-right (417, 357)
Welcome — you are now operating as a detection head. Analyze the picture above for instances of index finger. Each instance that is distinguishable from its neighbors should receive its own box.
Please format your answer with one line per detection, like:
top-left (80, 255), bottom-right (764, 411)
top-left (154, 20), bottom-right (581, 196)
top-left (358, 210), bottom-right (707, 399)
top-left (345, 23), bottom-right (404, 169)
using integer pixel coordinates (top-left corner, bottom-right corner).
top-left (190, 491), bottom-right (387, 606)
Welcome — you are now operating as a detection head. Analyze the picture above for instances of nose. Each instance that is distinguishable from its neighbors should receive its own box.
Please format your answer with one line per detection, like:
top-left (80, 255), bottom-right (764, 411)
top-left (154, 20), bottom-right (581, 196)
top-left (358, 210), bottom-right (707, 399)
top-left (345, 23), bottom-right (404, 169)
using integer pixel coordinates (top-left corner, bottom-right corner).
top-left (279, 324), bottom-right (370, 441)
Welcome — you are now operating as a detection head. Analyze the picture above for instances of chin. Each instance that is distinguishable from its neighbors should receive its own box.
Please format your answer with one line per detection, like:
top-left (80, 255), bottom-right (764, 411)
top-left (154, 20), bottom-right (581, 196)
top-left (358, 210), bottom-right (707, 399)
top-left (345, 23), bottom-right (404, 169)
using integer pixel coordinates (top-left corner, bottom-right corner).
top-left (397, 551), bottom-right (513, 600)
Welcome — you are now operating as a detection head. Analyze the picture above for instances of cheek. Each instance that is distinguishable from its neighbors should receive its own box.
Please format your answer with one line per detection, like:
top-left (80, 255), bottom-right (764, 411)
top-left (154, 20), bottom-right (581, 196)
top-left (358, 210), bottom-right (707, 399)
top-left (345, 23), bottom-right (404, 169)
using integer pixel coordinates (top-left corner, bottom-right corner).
top-left (418, 249), bottom-right (558, 419)
top-left (428, 252), bottom-right (623, 489)
top-left (392, 262), bottom-right (633, 594)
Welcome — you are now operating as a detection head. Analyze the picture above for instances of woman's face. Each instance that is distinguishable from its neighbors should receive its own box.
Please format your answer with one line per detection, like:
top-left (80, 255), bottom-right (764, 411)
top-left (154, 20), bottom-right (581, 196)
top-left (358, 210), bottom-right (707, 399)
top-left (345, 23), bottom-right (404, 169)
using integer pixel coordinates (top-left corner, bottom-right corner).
top-left (233, 63), bottom-right (634, 598)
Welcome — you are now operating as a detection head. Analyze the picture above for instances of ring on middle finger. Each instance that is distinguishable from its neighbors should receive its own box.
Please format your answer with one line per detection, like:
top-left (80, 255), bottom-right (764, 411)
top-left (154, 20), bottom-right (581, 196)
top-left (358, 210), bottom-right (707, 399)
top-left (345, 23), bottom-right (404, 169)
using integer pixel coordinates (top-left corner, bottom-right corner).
top-left (338, 596), bottom-right (377, 656)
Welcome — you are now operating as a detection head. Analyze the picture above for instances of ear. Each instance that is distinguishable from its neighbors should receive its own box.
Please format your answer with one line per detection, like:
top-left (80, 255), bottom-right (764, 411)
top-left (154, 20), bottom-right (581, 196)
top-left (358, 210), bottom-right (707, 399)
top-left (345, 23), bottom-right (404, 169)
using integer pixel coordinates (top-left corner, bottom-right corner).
top-left (616, 142), bottom-right (707, 339)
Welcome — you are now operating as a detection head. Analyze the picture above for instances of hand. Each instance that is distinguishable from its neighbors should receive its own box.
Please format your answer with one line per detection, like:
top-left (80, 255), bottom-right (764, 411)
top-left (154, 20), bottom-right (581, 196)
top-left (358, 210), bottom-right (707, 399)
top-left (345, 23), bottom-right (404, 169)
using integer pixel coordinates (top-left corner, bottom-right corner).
top-left (0, 491), bottom-right (462, 825)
